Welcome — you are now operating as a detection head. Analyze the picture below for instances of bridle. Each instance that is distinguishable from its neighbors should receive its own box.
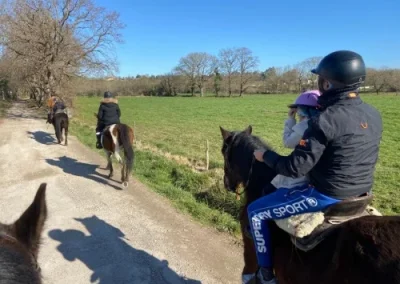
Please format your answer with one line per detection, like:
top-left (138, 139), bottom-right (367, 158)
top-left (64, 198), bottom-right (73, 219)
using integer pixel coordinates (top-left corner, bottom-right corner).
top-left (223, 133), bottom-right (256, 201)
top-left (0, 232), bottom-right (41, 272)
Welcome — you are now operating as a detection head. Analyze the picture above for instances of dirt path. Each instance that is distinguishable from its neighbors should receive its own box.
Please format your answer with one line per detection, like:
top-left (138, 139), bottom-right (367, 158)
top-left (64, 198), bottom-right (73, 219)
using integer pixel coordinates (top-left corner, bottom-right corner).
top-left (0, 101), bottom-right (244, 284)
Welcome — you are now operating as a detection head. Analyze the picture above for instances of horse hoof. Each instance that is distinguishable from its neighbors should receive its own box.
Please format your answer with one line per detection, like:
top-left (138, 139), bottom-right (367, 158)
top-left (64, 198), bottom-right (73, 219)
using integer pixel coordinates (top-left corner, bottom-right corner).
top-left (122, 181), bottom-right (128, 188)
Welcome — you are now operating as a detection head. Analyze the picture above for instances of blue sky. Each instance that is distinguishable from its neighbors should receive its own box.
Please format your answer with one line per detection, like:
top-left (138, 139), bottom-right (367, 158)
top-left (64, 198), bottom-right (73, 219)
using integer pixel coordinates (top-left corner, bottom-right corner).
top-left (95, 0), bottom-right (400, 77)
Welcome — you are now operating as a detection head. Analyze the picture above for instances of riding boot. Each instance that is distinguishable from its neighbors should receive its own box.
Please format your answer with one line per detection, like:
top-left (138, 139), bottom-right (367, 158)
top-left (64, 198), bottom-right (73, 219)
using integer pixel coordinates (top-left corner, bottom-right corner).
top-left (256, 267), bottom-right (277, 284)
top-left (96, 134), bottom-right (103, 149)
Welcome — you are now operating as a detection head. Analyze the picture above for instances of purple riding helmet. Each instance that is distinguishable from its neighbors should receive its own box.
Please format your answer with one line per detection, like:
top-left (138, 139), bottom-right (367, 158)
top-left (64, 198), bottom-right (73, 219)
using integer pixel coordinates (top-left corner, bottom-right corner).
top-left (288, 90), bottom-right (321, 108)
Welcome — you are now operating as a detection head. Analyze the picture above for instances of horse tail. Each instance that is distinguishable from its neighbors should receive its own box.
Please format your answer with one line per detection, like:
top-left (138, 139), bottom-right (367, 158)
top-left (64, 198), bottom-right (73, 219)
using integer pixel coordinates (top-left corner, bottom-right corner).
top-left (118, 124), bottom-right (134, 174)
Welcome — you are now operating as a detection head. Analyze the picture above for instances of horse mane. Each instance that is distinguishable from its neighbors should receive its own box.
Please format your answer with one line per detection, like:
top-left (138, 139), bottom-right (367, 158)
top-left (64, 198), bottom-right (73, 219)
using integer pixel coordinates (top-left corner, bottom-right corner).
top-left (0, 245), bottom-right (41, 283)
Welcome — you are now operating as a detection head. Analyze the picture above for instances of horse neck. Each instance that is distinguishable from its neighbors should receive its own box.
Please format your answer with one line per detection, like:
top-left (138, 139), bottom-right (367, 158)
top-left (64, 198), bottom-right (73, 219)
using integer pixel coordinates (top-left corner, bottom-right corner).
top-left (244, 162), bottom-right (275, 204)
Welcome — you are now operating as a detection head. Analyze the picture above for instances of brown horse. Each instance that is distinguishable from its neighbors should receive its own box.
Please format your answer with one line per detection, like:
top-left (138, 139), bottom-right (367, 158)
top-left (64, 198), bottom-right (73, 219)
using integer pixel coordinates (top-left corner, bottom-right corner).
top-left (46, 111), bottom-right (69, 145)
top-left (219, 125), bottom-right (400, 284)
top-left (94, 114), bottom-right (135, 188)
top-left (0, 183), bottom-right (48, 284)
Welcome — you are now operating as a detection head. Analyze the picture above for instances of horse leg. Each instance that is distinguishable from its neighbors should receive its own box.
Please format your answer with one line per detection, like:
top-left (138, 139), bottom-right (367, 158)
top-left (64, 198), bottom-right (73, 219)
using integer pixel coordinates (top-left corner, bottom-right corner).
top-left (64, 125), bottom-right (68, 146)
top-left (106, 151), bottom-right (113, 178)
top-left (124, 157), bottom-right (130, 185)
top-left (121, 161), bottom-right (128, 187)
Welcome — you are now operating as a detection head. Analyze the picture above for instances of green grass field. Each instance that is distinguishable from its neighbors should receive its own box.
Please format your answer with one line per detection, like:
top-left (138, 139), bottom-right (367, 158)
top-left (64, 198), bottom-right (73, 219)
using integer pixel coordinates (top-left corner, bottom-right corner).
top-left (71, 93), bottom-right (400, 234)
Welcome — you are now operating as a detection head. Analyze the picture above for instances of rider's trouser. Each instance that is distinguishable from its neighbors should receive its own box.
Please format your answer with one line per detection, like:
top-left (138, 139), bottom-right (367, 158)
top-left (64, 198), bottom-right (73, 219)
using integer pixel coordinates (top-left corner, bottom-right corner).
top-left (95, 123), bottom-right (106, 145)
top-left (247, 184), bottom-right (340, 268)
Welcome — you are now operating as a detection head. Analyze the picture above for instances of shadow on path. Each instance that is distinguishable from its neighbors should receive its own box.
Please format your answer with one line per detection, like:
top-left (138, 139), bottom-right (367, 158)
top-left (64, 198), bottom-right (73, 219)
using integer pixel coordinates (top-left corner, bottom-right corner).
top-left (45, 156), bottom-right (122, 190)
top-left (49, 215), bottom-right (202, 284)
top-left (27, 131), bottom-right (57, 145)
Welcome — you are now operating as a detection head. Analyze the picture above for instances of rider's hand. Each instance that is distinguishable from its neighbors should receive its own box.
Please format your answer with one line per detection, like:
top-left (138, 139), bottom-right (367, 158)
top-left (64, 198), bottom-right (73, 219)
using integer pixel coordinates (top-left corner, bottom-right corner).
top-left (254, 150), bottom-right (265, 162)
top-left (288, 108), bottom-right (297, 118)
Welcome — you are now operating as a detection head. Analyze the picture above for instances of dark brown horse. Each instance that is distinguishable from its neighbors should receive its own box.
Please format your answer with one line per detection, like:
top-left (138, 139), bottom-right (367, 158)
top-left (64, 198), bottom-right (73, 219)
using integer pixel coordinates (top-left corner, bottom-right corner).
top-left (47, 111), bottom-right (69, 145)
top-left (97, 119), bottom-right (135, 188)
top-left (219, 125), bottom-right (400, 284)
top-left (0, 183), bottom-right (48, 284)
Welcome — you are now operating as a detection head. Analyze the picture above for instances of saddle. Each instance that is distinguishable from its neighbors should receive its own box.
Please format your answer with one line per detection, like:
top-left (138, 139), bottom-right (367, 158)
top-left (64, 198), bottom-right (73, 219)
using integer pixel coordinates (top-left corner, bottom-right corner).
top-left (54, 109), bottom-right (67, 115)
top-left (274, 194), bottom-right (382, 252)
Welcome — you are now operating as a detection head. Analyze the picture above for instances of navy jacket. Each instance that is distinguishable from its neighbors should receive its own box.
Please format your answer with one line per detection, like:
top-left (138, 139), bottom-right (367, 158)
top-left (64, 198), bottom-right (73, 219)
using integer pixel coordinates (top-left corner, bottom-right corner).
top-left (263, 90), bottom-right (383, 200)
top-left (97, 98), bottom-right (121, 126)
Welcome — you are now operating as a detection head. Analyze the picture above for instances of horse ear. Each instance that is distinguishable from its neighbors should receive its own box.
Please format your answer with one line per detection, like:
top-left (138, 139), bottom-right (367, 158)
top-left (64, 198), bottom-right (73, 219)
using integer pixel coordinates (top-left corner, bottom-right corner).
top-left (12, 183), bottom-right (47, 256)
top-left (220, 126), bottom-right (232, 140)
top-left (243, 125), bottom-right (252, 135)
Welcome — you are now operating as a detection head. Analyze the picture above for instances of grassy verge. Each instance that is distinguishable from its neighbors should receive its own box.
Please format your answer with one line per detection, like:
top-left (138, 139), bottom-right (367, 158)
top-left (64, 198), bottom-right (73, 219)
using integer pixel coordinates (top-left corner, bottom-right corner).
top-left (70, 120), bottom-right (243, 235)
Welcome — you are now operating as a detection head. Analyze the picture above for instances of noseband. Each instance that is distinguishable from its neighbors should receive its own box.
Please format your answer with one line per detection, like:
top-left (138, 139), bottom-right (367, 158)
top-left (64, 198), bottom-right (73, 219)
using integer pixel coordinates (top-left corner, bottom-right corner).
top-left (0, 232), bottom-right (41, 272)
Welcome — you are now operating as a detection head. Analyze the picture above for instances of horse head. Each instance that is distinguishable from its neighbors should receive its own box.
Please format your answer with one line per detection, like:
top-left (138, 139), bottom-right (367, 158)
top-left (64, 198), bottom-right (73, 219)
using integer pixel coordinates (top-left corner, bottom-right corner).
top-left (219, 125), bottom-right (276, 204)
top-left (0, 183), bottom-right (48, 283)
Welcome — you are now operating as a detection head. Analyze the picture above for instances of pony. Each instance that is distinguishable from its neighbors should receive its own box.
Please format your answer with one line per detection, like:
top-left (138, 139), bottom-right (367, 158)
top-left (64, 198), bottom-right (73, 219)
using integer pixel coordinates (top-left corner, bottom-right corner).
top-left (47, 110), bottom-right (69, 146)
top-left (93, 114), bottom-right (135, 188)
top-left (0, 183), bottom-right (48, 284)
top-left (219, 125), bottom-right (400, 284)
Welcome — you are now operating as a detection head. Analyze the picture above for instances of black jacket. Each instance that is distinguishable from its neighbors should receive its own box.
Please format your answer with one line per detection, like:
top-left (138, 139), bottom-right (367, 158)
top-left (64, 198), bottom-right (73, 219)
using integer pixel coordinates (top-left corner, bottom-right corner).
top-left (97, 98), bottom-right (121, 126)
top-left (263, 90), bottom-right (383, 200)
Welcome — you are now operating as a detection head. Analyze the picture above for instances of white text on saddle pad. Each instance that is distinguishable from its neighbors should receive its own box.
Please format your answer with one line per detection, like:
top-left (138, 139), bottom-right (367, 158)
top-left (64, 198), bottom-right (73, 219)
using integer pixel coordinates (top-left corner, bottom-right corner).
top-left (254, 199), bottom-right (314, 222)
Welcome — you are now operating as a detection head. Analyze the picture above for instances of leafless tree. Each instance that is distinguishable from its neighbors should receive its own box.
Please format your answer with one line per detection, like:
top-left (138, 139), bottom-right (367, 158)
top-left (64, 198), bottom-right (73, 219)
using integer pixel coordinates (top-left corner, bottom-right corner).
top-left (295, 57), bottom-right (322, 91)
top-left (218, 48), bottom-right (238, 96)
top-left (235, 47), bottom-right (259, 96)
top-left (366, 68), bottom-right (391, 95)
top-left (174, 52), bottom-right (216, 96)
top-left (0, 0), bottom-right (125, 105)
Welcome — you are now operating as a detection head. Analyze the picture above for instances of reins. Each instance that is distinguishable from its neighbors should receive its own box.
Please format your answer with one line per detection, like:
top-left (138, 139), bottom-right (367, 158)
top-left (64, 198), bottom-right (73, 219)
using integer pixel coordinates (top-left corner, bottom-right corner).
top-left (235, 155), bottom-right (255, 200)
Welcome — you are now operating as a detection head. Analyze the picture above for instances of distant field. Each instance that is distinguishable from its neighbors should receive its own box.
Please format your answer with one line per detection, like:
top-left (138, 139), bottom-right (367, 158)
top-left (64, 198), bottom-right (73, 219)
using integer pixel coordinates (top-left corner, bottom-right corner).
top-left (73, 93), bottom-right (400, 219)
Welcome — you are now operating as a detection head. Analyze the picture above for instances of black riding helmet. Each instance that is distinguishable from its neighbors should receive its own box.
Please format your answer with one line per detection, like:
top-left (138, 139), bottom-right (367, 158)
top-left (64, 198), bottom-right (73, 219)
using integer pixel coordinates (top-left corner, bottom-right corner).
top-left (311, 50), bottom-right (366, 88)
top-left (104, 91), bottom-right (113, 98)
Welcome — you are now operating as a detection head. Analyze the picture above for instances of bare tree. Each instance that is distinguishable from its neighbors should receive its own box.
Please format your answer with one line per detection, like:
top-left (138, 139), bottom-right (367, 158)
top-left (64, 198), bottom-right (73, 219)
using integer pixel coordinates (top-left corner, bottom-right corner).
top-left (174, 52), bottom-right (216, 96)
top-left (0, 0), bottom-right (125, 105)
top-left (295, 57), bottom-right (322, 91)
top-left (235, 47), bottom-right (259, 96)
top-left (366, 68), bottom-right (391, 95)
top-left (388, 69), bottom-right (400, 94)
top-left (218, 48), bottom-right (238, 96)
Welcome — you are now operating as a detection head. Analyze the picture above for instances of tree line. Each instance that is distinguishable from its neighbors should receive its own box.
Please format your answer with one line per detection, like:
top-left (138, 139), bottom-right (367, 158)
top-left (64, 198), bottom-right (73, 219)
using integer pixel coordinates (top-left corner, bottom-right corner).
top-left (0, 1), bottom-right (399, 105)
top-left (77, 55), bottom-right (400, 98)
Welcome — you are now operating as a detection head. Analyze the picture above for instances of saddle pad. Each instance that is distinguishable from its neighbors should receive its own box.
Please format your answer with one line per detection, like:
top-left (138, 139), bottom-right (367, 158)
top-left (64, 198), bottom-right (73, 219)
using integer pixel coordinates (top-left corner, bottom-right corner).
top-left (275, 212), bottom-right (325, 238)
top-left (54, 109), bottom-right (66, 115)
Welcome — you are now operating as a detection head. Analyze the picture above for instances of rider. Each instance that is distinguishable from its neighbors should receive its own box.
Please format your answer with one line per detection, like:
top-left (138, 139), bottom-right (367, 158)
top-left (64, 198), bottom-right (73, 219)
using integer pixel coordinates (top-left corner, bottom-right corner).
top-left (270, 90), bottom-right (321, 190)
top-left (95, 91), bottom-right (121, 149)
top-left (47, 94), bottom-right (66, 122)
top-left (247, 50), bottom-right (383, 284)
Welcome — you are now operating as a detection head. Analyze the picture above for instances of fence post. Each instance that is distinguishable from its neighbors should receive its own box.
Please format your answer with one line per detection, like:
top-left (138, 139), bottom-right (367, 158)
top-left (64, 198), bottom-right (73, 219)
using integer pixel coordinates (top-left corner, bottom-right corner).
top-left (206, 139), bottom-right (209, 171)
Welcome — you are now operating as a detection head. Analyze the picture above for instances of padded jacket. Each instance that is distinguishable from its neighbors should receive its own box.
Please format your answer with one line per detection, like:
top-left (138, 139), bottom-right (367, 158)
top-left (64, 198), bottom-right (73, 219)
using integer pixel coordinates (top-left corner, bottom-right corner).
top-left (263, 90), bottom-right (383, 200)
